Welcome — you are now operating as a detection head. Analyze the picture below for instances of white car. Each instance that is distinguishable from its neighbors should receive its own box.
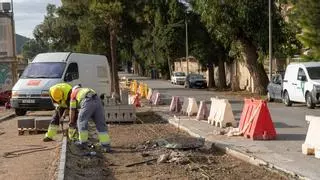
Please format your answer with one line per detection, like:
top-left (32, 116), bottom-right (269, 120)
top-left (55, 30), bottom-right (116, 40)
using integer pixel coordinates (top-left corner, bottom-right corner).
top-left (282, 62), bottom-right (320, 109)
top-left (171, 72), bottom-right (186, 85)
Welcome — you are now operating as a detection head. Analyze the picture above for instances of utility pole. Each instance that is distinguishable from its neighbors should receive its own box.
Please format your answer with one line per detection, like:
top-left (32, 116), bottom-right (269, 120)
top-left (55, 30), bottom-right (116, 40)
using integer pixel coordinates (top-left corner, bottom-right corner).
top-left (268, 0), bottom-right (272, 81)
top-left (185, 18), bottom-right (189, 75)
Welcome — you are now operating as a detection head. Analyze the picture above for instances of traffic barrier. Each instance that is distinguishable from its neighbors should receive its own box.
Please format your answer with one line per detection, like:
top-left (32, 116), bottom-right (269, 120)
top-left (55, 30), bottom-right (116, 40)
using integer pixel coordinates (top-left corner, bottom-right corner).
top-left (239, 99), bottom-right (276, 140)
top-left (169, 96), bottom-right (182, 113)
top-left (186, 97), bottom-right (198, 117)
top-left (238, 99), bottom-right (254, 130)
top-left (208, 98), bottom-right (236, 128)
top-left (147, 88), bottom-right (153, 100)
top-left (153, 92), bottom-right (161, 105)
top-left (181, 97), bottom-right (189, 115)
top-left (208, 97), bottom-right (219, 125)
top-left (143, 84), bottom-right (148, 99)
top-left (196, 101), bottom-right (209, 120)
top-left (302, 115), bottom-right (320, 156)
top-left (133, 93), bottom-right (141, 107)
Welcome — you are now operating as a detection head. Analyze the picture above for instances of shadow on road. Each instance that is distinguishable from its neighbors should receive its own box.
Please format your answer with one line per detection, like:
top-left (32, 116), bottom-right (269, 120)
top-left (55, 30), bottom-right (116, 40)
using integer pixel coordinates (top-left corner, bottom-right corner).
top-left (274, 122), bottom-right (301, 128)
top-left (276, 133), bottom-right (306, 141)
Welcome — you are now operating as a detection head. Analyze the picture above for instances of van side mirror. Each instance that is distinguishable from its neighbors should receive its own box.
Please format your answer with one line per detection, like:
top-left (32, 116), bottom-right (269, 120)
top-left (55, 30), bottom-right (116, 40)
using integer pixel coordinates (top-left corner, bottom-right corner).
top-left (64, 73), bottom-right (73, 82)
top-left (298, 75), bottom-right (307, 81)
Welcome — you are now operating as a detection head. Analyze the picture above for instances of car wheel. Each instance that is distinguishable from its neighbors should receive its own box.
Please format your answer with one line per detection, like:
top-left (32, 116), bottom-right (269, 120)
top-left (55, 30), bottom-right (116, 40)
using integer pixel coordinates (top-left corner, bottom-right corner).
top-left (267, 92), bottom-right (274, 102)
top-left (283, 91), bottom-right (292, 106)
top-left (306, 92), bottom-right (315, 109)
top-left (15, 108), bottom-right (27, 116)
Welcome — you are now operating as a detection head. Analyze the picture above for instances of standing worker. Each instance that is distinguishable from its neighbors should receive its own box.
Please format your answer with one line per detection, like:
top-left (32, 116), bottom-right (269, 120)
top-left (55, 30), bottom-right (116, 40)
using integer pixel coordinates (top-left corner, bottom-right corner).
top-left (69, 86), bottom-right (111, 152)
top-left (43, 83), bottom-right (78, 142)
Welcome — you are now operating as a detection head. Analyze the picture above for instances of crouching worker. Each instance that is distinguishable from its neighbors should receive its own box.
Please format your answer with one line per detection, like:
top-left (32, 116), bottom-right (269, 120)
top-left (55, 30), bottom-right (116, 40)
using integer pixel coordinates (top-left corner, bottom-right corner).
top-left (69, 86), bottom-right (111, 152)
top-left (43, 83), bottom-right (78, 142)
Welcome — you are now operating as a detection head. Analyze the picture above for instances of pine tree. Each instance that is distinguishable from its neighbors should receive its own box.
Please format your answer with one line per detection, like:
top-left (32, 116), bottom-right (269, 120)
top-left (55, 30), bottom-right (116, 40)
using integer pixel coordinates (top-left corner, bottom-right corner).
top-left (296, 0), bottom-right (320, 59)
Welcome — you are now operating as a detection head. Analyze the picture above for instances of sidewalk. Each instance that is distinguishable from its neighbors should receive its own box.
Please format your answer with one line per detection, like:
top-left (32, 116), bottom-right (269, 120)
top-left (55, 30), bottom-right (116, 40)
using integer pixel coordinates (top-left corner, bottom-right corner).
top-left (152, 105), bottom-right (318, 180)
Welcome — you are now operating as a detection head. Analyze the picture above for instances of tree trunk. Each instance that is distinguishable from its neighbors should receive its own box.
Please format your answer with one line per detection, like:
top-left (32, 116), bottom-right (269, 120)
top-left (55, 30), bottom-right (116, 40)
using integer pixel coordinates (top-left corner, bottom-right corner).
top-left (239, 37), bottom-right (269, 95)
top-left (231, 60), bottom-right (240, 91)
top-left (110, 29), bottom-right (120, 97)
top-left (218, 57), bottom-right (226, 89)
top-left (207, 63), bottom-right (215, 88)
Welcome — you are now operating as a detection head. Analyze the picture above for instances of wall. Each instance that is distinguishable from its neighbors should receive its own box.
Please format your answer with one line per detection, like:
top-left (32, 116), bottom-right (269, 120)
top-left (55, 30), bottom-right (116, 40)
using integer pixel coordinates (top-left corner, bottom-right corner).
top-left (0, 15), bottom-right (15, 91)
top-left (0, 16), bottom-right (13, 57)
top-left (174, 59), bottom-right (254, 92)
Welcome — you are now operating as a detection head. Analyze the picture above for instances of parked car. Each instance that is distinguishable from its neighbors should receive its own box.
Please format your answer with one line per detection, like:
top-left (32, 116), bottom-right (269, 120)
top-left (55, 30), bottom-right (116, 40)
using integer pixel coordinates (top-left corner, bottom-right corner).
top-left (184, 74), bottom-right (207, 88)
top-left (282, 62), bottom-right (320, 108)
top-left (171, 72), bottom-right (186, 85)
top-left (267, 72), bottom-right (284, 102)
top-left (0, 90), bottom-right (12, 105)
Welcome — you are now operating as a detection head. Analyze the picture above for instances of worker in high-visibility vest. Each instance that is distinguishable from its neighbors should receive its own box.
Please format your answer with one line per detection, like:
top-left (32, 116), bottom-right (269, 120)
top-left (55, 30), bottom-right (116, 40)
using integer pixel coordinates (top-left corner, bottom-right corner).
top-left (43, 83), bottom-right (78, 142)
top-left (69, 86), bottom-right (111, 152)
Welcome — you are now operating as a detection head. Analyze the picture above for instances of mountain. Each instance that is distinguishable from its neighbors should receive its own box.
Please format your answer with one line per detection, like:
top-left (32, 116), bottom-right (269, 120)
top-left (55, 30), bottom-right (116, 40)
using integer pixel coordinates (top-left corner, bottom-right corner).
top-left (15, 34), bottom-right (30, 55)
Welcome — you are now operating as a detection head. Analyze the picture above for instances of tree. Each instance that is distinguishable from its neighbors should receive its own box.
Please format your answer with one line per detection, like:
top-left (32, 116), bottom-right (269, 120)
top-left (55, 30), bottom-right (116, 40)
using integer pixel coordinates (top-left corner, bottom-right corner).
top-left (192, 0), bottom-right (291, 94)
top-left (294, 0), bottom-right (320, 59)
top-left (22, 39), bottom-right (49, 61)
top-left (90, 0), bottom-right (123, 96)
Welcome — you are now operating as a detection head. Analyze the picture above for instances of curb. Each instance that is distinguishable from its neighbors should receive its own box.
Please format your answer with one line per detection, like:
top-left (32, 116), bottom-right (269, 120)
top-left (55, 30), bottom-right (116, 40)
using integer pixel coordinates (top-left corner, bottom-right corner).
top-left (155, 111), bottom-right (309, 180)
top-left (0, 112), bottom-right (16, 122)
top-left (57, 137), bottom-right (67, 180)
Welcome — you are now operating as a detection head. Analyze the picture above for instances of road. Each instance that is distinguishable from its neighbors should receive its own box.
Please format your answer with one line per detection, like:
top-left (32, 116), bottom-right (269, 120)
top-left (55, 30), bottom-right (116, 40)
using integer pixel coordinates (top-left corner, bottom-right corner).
top-left (120, 72), bottom-right (320, 179)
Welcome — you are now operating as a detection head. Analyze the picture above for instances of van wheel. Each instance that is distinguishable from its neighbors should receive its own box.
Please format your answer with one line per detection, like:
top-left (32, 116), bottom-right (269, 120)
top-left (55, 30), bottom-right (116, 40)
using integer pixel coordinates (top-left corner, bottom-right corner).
top-left (267, 92), bottom-right (274, 102)
top-left (306, 92), bottom-right (315, 109)
top-left (15, 109), bottom-right (27, 116)
top-left (283, 91), bottom-right (292, 106)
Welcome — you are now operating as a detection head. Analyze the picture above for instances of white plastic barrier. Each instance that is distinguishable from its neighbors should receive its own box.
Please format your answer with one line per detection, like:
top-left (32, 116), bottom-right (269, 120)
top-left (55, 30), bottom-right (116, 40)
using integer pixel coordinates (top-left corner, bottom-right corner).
top-left (208, 98), bottom-right (236, 128)
top-left (186, 97), bottom-right (198, 117)
top-left (181, 97), bottom-right (189, 115)
top-left (147, 88), bottom-right (153, 100)
top-left (208, 97), bottom-right (219, 125)
top-left (302, 115), bottom-right (320, 156)
top-left (196, 101), bottom-right (209, 120)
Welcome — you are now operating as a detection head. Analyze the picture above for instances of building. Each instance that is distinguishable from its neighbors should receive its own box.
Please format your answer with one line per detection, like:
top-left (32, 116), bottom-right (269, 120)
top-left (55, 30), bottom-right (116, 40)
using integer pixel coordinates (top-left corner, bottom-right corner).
top-left (0, 2), bottom-right (17, 91)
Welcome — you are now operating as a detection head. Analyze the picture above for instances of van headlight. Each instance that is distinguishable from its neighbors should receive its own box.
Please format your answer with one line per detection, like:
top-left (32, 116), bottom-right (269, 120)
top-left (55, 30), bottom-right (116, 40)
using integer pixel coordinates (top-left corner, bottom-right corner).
top-left (313, 85), bottom-right (320, 91)
top-left (11, 91), bottom-right (19, 98)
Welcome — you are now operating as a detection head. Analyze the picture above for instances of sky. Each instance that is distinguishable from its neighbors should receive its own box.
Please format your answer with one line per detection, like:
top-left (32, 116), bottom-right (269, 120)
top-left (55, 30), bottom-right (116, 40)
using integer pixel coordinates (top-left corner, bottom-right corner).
top-left (0, 0), bottom-right (62, 38)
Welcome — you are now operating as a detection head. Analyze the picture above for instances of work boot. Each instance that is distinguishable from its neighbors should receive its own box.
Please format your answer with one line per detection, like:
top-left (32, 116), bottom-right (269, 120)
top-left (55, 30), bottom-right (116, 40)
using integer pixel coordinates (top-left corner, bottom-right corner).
top-left (43, 137), bottom-right (54, 142)
top-left (101, 144), bottom-right (111, 153)
top-left (74, 141), bottom-right (88, 150)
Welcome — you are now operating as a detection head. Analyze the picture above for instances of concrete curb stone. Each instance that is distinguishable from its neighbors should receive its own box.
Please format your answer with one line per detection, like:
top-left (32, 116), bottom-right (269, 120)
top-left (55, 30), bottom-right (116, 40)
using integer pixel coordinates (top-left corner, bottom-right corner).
top-left (0, 112), bottom-right (16, 122)
top-left (57, 137), bottom-right (67, 180)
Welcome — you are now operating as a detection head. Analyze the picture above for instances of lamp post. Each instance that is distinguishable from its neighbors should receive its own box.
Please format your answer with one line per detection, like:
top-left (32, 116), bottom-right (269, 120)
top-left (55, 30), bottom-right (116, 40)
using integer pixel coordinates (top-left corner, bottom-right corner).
top-left (185, 18), bottom-right (189, 75)
top-left (268, 0), bottom-right (272, 81)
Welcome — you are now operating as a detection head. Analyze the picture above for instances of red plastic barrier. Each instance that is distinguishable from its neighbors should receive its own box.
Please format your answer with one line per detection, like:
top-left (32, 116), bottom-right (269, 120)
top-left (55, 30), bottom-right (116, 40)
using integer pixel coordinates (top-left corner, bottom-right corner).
top-left (244, 100), bottom-right (276, 140)
top-left (169, 96), bottom-right (181, 112)
top-left (133, 93), bottom-right (141, 107)
top-left (238, 99), bottom-right (254, 131)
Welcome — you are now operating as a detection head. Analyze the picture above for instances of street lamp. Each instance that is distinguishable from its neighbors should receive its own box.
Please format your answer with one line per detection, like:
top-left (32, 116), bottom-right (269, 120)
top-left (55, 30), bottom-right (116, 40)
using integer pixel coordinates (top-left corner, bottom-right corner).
top-left (185, 18), bottom-right (189, 75)
top-left (268, 0), bottom-right (272, 81)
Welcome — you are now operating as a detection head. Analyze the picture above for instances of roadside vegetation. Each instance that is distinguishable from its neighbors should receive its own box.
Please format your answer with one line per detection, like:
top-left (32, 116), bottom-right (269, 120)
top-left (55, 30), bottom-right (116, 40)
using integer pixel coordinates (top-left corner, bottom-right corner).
top-left (21, 0), bottom-right (320, 95)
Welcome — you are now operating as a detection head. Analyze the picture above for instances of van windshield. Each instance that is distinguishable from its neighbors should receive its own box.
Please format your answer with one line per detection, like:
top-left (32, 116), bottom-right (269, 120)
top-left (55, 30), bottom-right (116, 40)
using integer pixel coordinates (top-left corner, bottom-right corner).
top-left (307, 67), bottom-right (320, 80)
top-left (21, 62), bottom-right (66, 79)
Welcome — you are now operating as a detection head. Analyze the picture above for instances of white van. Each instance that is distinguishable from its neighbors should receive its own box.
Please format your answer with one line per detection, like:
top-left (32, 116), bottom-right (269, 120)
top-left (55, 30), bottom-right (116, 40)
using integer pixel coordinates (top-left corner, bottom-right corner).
top-left (282, 62), bottom-right (320, 108)
top-left (11, 52), bottom-right (111, 115)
